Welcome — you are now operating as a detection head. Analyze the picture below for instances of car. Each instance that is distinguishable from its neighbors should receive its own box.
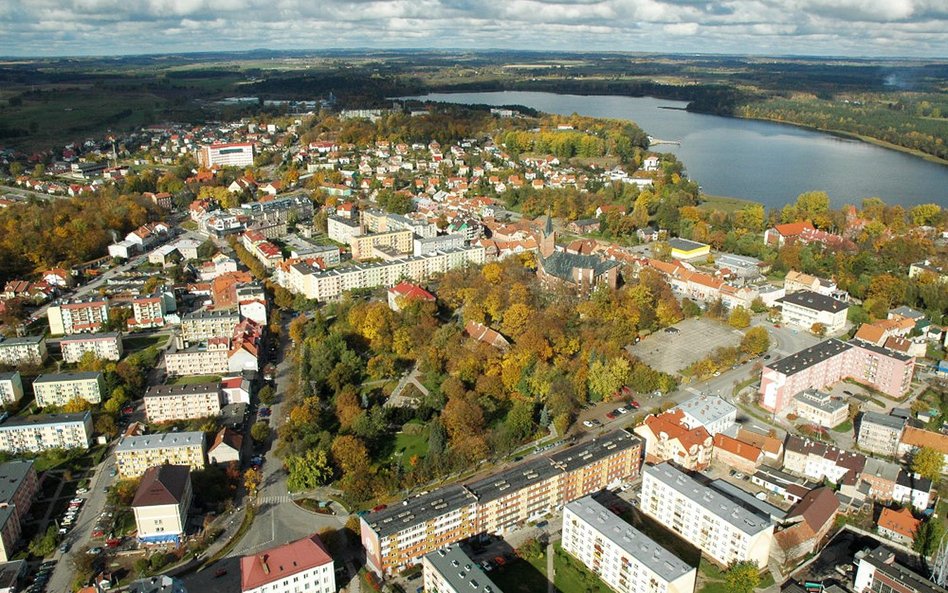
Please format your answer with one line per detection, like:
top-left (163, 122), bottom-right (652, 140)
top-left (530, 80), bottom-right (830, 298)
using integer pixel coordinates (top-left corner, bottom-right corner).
top-left (583, 419), bottom-right (601, 428)
top-left (121, 405), bottom-right (134, 415)
top-left (773, 323), bottom-right (781, 328)
top-left (70, 498), bottom-right (84, 504)
top-left (713, 371), bottom-right (721, 376)
top-left (605, 411), bottom-right (618, 420)
top-left (734, 472), bottom-right (745, 479)
top-left (843, 390), bottom-right (854, 396)
top-left (763, 354), bottom-right (771, 360)
top-left (59, 542), bottom-right (70, 553)
top-left (663, 327), bottom-right (680, 334)
top-left (615, 407), bottom-right (628, 415)
top-left (87, 547), bottom-right (103, 555)
top-left (109, 468), bottom-right (117, 477)
top-left (628, 400), bottom-right (640, 409)
top-left (91, 529), bottom-right (104, 538)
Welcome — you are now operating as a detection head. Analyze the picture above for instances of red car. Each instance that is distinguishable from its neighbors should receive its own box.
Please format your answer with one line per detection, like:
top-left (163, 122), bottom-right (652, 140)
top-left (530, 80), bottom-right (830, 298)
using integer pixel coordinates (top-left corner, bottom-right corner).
top-left (628, 400), bottom-right (640, 409)
top-left (606, 411), bottom-right (618, 420)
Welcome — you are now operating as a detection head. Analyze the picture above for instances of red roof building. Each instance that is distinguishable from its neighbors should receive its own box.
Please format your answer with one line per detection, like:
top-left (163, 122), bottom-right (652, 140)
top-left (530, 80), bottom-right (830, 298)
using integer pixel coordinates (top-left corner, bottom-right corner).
top-left (387, 282), bottom-right (435, 312)
top-left (240, 534), bottom-right (335, 593)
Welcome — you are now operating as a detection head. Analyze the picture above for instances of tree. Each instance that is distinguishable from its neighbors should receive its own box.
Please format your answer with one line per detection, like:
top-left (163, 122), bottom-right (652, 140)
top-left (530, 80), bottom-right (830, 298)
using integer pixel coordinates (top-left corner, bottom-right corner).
top-left (331, 435), bottom-right (370, 476)
top-left (740, 326), bottom-right (770, 356)
top-left (914, 519), bottom-right (944, 557)
top-left (810, 322), bottom-right (827, 337)
top-left (728, 307), bottom-right (751, 329)
top-left (29, 525), bottom-right (58, 557)
top-left (94, 415), bottom-right (118, 438)
top-left (250, 421), bottom-right (271, 443)
top-left (724, 562), bottom-right (760, 593)
top-left (244, 468), bottom-right (262, 498)
top-left (62, 397), bottom-right (93, 413)
top-left (911, 447), bottom-right (944, 482)
top-left (258, 385), bottom-right (275, 405)
top-left (286, 449), bottom-right (333, 492)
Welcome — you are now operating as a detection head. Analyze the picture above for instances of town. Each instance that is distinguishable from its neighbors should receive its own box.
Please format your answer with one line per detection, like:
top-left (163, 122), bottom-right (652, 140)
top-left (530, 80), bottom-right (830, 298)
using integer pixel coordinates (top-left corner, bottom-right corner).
top-left (0, 101), bottom-right (946, 593)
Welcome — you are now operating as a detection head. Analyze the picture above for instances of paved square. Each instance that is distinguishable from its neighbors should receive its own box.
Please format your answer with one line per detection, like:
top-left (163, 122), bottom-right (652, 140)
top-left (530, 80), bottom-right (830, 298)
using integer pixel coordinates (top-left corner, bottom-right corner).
top-left (627, 317), bottom-right (742, 375)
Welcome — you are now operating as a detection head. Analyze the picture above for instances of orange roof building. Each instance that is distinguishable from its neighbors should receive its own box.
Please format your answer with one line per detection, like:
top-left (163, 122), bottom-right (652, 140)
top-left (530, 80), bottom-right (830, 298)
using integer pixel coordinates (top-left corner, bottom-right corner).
top-left (713, 434), bottom-right (763, 473)
top-left (633, 409), bottom-right (713, 471)
top-left (877, 507), bottom-right (920, 545)
top-left (240, 534), bottom-right (334, 593)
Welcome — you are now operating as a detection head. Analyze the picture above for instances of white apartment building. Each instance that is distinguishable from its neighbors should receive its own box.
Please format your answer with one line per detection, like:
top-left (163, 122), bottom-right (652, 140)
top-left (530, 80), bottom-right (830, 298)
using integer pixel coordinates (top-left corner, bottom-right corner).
top-left (0, 335), bottom-right (47, 366)
top-left (198, 143), bottom-right (254, 168)
top-left (776, 290), bottom-right (848, 334)
top-left (640, 463), bottom-right (774, 568)
top-left (563, 496), bottom-right (697, 593)
top-left (422, 545), bottom-right (501, 593)
top-left (144, 383), bottom-right (222, 423)
top-left (327, 215), bottom-right (362, 245)
top-left (132, 465), bottom-right (193, 545)
top-left (164, 339), bottom-right (230, 376)
top-left (32, 372), bottom-right (105, 407)
top-left (115, 432), bottom-right (206, 478)
top-left (240, 534), bottom-right (335, 593)
top-left (181, 310), bottom-right (240, 343)
top-left (47, 297), bottom-right (110, 335)
top-left (0, 373), bottom-right (24, 406)
top-left (129, 294), bottom-right (169, 329)
top-left (673, 394), bottom-right (737, 436)
top-left (0, 412), bottom-right (93, 453)
top-left (60, 332), bottom-right (123, 363)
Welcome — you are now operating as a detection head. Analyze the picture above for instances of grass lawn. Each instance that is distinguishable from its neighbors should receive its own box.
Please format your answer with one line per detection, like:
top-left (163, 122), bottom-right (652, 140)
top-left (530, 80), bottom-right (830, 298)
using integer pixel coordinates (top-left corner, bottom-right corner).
top-left (170, 374), bottom-right (222, 385)
top-left (491, 556), bottom-right (548, 593)
top-left (698, 194), bottom-right (759, 214)
top-left (124, 334), bottom-right (168, 352)
top-left (392, 428), bottom-right (429, 464)
top-left (553, 544), bottom-right (611, 593)
top-left (832, 419), bottom-right (853, 433)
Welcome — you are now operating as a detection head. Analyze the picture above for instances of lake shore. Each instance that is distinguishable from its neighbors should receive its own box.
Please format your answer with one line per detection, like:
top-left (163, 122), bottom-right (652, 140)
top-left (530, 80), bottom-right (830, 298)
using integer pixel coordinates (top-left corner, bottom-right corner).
top-left (698, 194), bottom-right (761, 213)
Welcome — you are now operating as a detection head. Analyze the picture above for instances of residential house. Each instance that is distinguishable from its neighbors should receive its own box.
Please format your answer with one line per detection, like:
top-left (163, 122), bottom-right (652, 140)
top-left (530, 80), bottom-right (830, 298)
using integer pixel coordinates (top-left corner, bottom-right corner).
top-left (0, 461), bottom-right (38, 563)
top-left (877, 507), bottom-right (919, 547)
top-left (893, 471), bottom-right (933, 510)
top-left (464, 320), bottom-right (510, 351)
top-left (47, 297), bottom-right (110, 335)
top-left (208, 428), bottom-right (242, 465)
top-left (0, 412), bottom-right (93, 453)
top-left (132, 465), bottom-right (193, 545)
top-left (240, 534), bottom-right (335, 593)
top-left (32, 372), bottom-right (105, 407)
top-left (673, 394), bottom-right (736, 436)
top-left (854, 545), bottom-right (944, 593)
top-left (793, 390), bottom-right (848, 428)
top-left (128, 576), bottom-right (187, 593)
top-left (773, 487), bottom-right (839, 567)
top-left (857, 412), bottom-right (906, 456)
top-left (634, 410), bottom-right (713, 471)
top-left (776, 290), bottom-right (848, 334)
top-left (115, 432), bottom-right (206, 479)
top-left (144, 383), bottom-right (222, 424)
top-left (60, 332), bottom-right (123, 363)
top-left (387, 282), bottom-right (435, 313)
top-left (712, 434), bottom-right (762, 475)
top-left (783, 435), bottom-right (866, 488)
top-left (736, 428), bottom-right (784, 462)
top-left (858, 458), bottom-right (902, 501)
top-left (0, 335), bottom-right (48, 366)
top-left (899, 426), bottom-right (948, 473)
top-left (0, 373), bottom-right (24, 406)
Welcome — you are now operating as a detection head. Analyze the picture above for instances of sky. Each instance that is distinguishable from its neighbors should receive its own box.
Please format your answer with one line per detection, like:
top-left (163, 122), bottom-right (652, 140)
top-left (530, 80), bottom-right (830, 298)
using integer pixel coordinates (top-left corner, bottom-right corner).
top-left (0, 0), bottom-right (946, 58)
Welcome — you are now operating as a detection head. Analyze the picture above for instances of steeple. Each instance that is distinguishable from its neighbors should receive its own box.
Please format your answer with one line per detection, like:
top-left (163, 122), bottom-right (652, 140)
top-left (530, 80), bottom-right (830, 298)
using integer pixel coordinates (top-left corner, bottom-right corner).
top-left (540, 208), bottom-right (556, 258)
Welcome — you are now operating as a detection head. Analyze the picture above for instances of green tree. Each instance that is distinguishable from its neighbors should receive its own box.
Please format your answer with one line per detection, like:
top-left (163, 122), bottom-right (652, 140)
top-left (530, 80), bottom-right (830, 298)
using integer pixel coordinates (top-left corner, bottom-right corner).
top-left (911, 447), bottom-right (944, 482)
top-left (250, 421), bottom-right (271, 443)
top-left (29, 525), bottom-right (58, 557)
top-left (728, 307), bottom-right (751, 329)
top-left (286, 449), bottom-right (333, 492)
top-left (724, 562), bottom-right (760, 593)
top-left (914, 519), bottom-right (944, 557)
top-left (258, 385), bottom-right (275, 405)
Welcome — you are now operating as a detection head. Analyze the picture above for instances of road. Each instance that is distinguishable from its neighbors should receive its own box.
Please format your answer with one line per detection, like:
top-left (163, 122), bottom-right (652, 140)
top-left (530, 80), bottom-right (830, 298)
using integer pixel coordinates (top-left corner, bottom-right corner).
top-left (46, 453), bottom-right (118, 593)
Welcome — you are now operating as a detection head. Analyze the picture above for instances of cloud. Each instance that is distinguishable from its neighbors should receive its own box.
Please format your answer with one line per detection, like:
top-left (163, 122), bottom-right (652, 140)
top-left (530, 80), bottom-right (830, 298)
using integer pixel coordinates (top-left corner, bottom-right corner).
top-left (0, 0), bottom-right (944, 56)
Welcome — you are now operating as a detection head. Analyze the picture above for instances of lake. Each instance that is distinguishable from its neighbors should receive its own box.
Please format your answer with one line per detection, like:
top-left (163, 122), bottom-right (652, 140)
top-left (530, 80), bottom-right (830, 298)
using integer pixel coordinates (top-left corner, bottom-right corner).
top-left (401, 91), bottom-right (948, 210)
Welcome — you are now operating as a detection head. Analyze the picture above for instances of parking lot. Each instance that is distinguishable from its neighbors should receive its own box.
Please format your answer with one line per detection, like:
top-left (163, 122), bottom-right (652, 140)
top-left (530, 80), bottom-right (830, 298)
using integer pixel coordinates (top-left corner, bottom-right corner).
top-left (627, 317), bottom-right (743, 375)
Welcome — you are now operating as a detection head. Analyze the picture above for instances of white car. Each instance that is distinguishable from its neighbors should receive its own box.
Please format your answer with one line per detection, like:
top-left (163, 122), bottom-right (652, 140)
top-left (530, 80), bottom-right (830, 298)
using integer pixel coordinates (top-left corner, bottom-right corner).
top-left (583, 419), bottom-right (601, 428)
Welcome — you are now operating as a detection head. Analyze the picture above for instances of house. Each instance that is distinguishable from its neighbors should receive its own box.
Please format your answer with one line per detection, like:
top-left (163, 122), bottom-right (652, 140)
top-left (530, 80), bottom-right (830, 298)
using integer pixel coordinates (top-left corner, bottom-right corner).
top-left (132, 465), bottom-right (193, 545)
top-left (464, 320), bottom-right (510, 351)
top-left (783, 270), bottom-right (843, 299)
top-left (876, 507), bottom-right (920, 546)
top-left (0, 461), bottom-right (39, 563)
top-left (208, 427), bottom-right (242, 465)
top-left (858, 458), bottom-right (902, 501)
top-left (673, 394), bottom-right (736, 436)
top-left (636, 225), bottom-right (660, 242)
top-left (893, 471), bottom-right (933, 510)
top-left (736, 428), bottom-right (783, 462)
top-left (387, 283), bottom-right (435, 312)
top-left (144, 383), bottom-right (222, 424)
top-left (59, 332), bottom-right (123, 363)
top-left (567, 218), bottom-right (600, 234)
top-left (668, 238), bottom-right (710, 261)
top-left (793, 389), bottom-right (848, 428)
top-left (773, 487), bottom-right (839, 567)
top-left (899, 426), bottom-right (948, 472)
top-left (713, 433), bottom-right (762, 474)
top-left (783, 435), bottom-right (866, 487)
top-left (0, 335), bottom-right (47, 366)
top-left (854, 544), bottom-right (942, 593)
top-left (909, 260), bottom-right (947, 283)
top-left (240, 534), bottom-right (335, 593)
top-left (633, 410), bottom-right (713, 471)
top-left (857, 412), bottom-right (906, 456)
top-left (220, 376), bottom-right (252, 405)
top-left (765, 221), bottom-right (816, 248)
top-left (776, 290), bottom-right (848, 334)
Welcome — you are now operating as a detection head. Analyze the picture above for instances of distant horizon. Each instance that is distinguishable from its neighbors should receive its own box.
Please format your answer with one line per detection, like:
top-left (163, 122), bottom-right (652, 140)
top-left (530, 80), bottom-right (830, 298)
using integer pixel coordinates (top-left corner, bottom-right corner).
top-left (1, 0), bottom-right (945, 59)
top-left (1, 47), bottom-right (947, 62)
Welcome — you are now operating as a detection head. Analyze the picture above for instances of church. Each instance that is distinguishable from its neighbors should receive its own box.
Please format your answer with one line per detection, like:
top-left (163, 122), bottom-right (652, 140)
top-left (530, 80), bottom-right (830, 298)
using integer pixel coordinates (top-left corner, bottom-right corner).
top-left (535, 215), bottom-right (620, 294)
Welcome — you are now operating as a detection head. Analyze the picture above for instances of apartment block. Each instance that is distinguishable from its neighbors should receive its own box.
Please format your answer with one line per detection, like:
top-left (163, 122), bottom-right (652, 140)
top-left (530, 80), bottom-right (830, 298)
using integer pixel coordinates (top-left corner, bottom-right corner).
top-left (132, 465), bottom-right (193, 545)
top-left (857, 412), bottom-right (906, 457)
top-left (327, 215), bottom-right (362, 245)
top-left (640, 463), bottom-right (774, 569)
top-left (32, 372), bottom-right (105, 407)
top-left (422, 545), bottom-right (501, 593)
top-left (563, 496), bottom-right (697, 593)
top-left (0, 461), bottom-right (38, 563)
top-left (144, 383), bottom-right (222, 424)
top-left (776, 290), bottom-right (848, 334)
top-left (180, 310), bottom-right (241, 343)
top-left (0, 335), bottom-right (47, 366)
top-left (792, 389), bottom-right (848, 428)
top-left (165, 339), bottom-right (230, 376)
top-left (0, 412), bottom-right (93, 453)
top-left (115, 432), bottom-right (206, 478)
top-left (672, 394), bottom-right (737, 436)
top-left (760, 339), bottom-right (915, 414)
top-left (414, 233), bottom-right (466, 256)
top-left (47, 297), bottom-right (110, 335)
top-left (361, 430), bottom-right (642, 576)
top-left (60, 332), bottom-right (123, 363)
top-left (348, 229), bottom-right (413, 261)
top-left (0, 373), bottom-right (24, 406)
top-left (128, 294), bottom-right (168, 329)
top-left (198, 143), bottom-right (254, 168)
top-left (286, 246), bottom-right (485, 302)
top-left (634, 410), bottom-right (713, 471)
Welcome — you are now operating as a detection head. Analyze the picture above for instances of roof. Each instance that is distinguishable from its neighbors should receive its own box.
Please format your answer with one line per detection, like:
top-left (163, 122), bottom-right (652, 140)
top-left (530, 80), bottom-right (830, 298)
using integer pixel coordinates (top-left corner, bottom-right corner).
top-left (668, 238), bottom-right (708, 252)
top-left (896, 470), bottom-right (934, 493)
top-left (861, 411), bottom-right (906, 432)
top-left (60, 332), bottom-right (121, 343)
top-left (116, 431), bottom-right (205, 453)
top-left (33, 371), bottom-right (103, 384)
top-left (540, 250), bottom-right (620, 282)
top-left (565, 496), bottom-right (695, 582)
top-left (854, 323), bottom-right (887, 345)
top-left (861, 458), bottom-right (902, 483)
top-left (210, 427), bottom-right (243, 453)
top-left (853, 339), bottom-right (913, 362)
top-left (860, 545), bottom-right (948, 593)
top-left (713, 434), bottom-right (762, 463)
top-left (145, 383), bottom-right (220, 398)
top-left (0, 334), bottom-right (44, 347)
top-left (767, 339), bottom-right (852, 376)
top-left (674, 394), bottom-right (736, 430)
top-left (240, 534), bottom-right (333, 590)
top-left (737, 428), bottom-right (783, 456)
top-left (878, 507), bottom-right (920, 540)
top-left (772, 221), bottom-right (815, 237)
top-left (424, 545), bottom-right (501, 593)
top-left (128, 576), bottom-right (187, 593)
top-left (708, 479), bottom-right (788, 521)
top-left (784, 435), bottom-right (866, 483)
top-left (777, 290), bottom-right (847, 313)
top-left (794, 390), bottom-right (847, 415)
top-left (0, 460), bottom-right (34, 504)
top-left (787, 487), bottom-right (839, 532)
top-left (774, 521), bottom-right (816, 552)
top-left (388, 282), bottom-right (435, 302)
top-left (0, 411), bottom-right (91, 429)
top-left (132, 465), bottom-right (191, 507)
top-left (464, 320), bottom-right (510, 350)
top-left (643, 410), bottom-right (712, 452)
top-left (644, 463), bottom-right (772, 536)
top-left (901, 426), bottom-right (948, 455)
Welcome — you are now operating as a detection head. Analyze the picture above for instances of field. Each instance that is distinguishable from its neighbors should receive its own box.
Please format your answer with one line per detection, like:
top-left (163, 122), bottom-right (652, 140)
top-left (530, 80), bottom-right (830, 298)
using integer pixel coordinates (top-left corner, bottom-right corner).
top-left (698, 194), bottom-right (760, 214)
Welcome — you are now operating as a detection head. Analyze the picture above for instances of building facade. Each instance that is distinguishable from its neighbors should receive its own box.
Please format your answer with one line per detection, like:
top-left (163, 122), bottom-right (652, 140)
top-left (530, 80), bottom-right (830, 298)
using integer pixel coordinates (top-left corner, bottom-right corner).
top-left (0, 373), bottom-right (24, 406)
top-left (634, 410), bottom-right (713, 471)
top-left (562, 496), bottom-right (697, 593)
top-left (640, 463), bottom-right (774, 569)
top-left (0, 412), bottom-right (93, 453)
top-left (32, 372), bottom-right (105, 407)
top-left (776, 290), bottom-right (848, 334)
top-left (47, 297), bottom-right (110, 335)
top-left (198, 143), bottom-right (254, 168)
top-left (181, 310), bottom-right (241, 343)
top-left (60, 332), bottom-right (123, 363)
top-left (144, 383), bottom-right (222, 424)
top-left (792, 390), bottom-right (848, 428)
top-left (348, 229), bottom-right (413, 261)
top-left (240, 534), bottom-right (335, 593)
top-left (115, 432), bottom-right (206, 478)
top-left (857, 412), bottom-right (906, 457)
top-left (0, 336), bottom-right (47, 366)
top-left (132, 465), bottom-right (193, 545)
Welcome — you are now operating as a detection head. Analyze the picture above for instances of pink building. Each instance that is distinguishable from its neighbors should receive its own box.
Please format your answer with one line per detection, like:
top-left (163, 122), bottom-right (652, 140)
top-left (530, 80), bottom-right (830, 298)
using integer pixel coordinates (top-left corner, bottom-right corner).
top-left (760, 339), bottom-right (914, 414)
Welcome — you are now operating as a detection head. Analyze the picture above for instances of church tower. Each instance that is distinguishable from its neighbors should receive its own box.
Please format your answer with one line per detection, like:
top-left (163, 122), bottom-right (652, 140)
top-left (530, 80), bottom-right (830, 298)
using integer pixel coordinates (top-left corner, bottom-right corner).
top-left (540, 211), bottom-right (556, 258)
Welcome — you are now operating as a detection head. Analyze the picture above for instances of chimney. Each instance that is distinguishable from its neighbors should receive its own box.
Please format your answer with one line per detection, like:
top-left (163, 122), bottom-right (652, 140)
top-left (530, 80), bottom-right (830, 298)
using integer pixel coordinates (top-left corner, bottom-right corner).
top-left (260, 554), bottom-right (270, 574)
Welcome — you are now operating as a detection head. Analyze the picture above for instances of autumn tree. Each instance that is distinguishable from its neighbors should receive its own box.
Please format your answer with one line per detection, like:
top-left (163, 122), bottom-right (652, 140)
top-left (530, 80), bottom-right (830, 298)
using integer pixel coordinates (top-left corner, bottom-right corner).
top-left (740, 327), bottom-right (770, 356)
top-left (915, 519), bottom-right (944, 557)
top-left (728, 306), bottom-right (751, 329)
top-left (62, 397), bottom-right (93, 413)
top-left (724, 562), bottom-right (760, 593)
top-left (331, 435), bottom-right (370, 476)
top-left (286, 449), bottom-right (333, 492)
top-left (911, 447), bottom-right (944, 482)
top-left (244, 468), bottom-right (262, 498)
top-left (250, 421), bottom-right (271, 443)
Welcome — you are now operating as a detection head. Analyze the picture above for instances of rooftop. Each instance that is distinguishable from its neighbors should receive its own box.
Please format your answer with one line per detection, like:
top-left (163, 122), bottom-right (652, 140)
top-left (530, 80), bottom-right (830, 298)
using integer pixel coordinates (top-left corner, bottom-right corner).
top-left (878, 507), bottom-right (920, 539)
top-left (852, 339), bottom-right (913, 362)
top-left (60, 332), bottom-right (122, 342)
top-left (794, 389), bottom-right (847, 415)
top-left (0, 460), bottom-right (34, 504)
top-left (861, 411), bottom-right (907, 432)
top-left (566, 496), bottom-right (695, 582)
top-left (766, 339), bottom-right (852, 376)
top-left (424, 545), bottom-right (502, 593)
top-left (240, 534), bottom-right (333, 591)
top-left (777, 290), bottom-right (848, 313)
top-left (674, 394), bottom-right (736, 429)
top-left (0, 411), bottom-right (91, 429)
top-left (0, 335), bottom-right (45, 346)
top-left (131, 465), bottom-right (191, 507)
top-left (116, 431), bottom-right (205, 452)
top-left (33, 371), bottom-right (103, 384)
top-left (860, 545), bottom-right (947, 593)
top-left (145, 383), bottom-right (220, 398)
top-left (127, 575), bottom-right (187, 593)
top-left (668, 238), bottom-right (708, 252)
top-left (644, 463), bottom-right (772, 536)
top-left (708, 479), bottom-right (788, 521)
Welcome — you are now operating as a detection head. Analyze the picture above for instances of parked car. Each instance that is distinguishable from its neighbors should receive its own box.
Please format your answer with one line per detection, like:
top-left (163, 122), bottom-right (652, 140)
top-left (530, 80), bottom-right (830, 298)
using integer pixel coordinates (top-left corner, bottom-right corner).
top-left (615, 407), bottom-right (628, 415)
top-left (605, 411), bottom-right (618, 420)
top-left (215, 568), bottom-right (228, 578)
top-left (87, 547), bottom-right (103, 555)
top-left (59, 542), bottom-right (70, 553)
top-left (627, 400), bottom-right (640, 409)
top-left (583, 419), bottom-right (601, 428)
